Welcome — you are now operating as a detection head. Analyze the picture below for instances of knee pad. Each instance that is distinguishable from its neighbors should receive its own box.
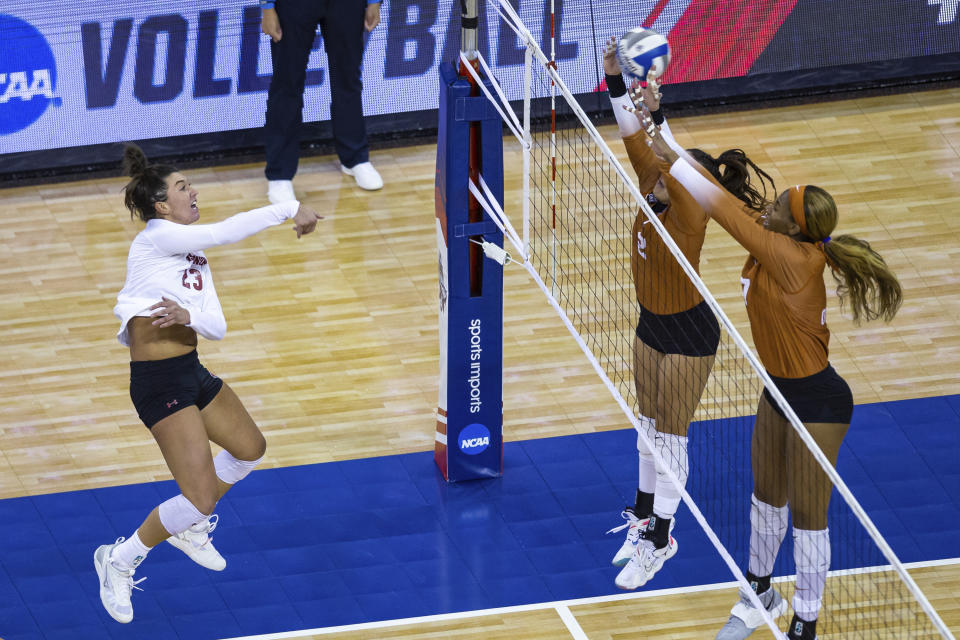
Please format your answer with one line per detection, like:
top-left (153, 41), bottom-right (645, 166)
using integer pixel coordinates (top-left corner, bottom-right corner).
top-left (750, 494), bottom-right (789, 536)
top-left (793, 528), bottom-right (830, 620)
top-left (158, 494), bottom-right (208, 536)
top-left (652, 433), bottom-right (689, 519)
top-left (794, 528), bottom-right (831, 573)
top-left (636, 415), bottom-right (657, 454)
top-left (214, 450), bottom-right (263, 485)
top-left (655, 432), bottom-right (689, 486)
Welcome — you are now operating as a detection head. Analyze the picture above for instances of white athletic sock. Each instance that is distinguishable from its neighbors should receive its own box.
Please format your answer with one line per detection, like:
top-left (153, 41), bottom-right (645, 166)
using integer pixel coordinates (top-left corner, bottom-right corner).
top-left (110, 530), bottom-right (151, 570)
top-left (652, 432), bottom-right (688, 519)
top-left (636, 415), bottom-right (657, 495)
top-left (747, 494), bottom-right (789, 577)
top-left (794, 528), bottom-right (830, 622)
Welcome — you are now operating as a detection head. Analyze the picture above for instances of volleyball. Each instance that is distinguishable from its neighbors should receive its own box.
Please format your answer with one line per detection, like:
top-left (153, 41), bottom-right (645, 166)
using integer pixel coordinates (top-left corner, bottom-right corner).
top-left (617, 27), bottom-right (671, 81)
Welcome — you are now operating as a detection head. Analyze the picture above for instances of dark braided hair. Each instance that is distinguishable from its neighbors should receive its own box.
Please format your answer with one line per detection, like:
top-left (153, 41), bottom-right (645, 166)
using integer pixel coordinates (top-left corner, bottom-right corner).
top-left (687, 148), bottom-right (776, 212)
top-left (121, 144), bottom-right (178, 222)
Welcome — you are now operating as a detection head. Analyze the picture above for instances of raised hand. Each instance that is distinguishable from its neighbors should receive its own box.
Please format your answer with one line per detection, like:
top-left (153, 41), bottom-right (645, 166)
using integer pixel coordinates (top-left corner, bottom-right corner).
top-left (642, 111), bottom-right (678, 164)
top-left (292, 204), bottom-right (324, 239)
top-left (602, 36), bottom-right (620, 76)
top-left (642, 70), bottom-right (663, 110)
top-left (628, 74), bottom-right (662, 113)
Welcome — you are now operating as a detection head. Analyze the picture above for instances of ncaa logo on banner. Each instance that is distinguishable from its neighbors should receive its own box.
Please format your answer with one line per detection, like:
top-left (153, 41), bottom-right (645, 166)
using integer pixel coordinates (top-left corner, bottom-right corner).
top-left (0, 14), bottom-right (59, 135)
top-left (458, 423), bottom-right (490, 455)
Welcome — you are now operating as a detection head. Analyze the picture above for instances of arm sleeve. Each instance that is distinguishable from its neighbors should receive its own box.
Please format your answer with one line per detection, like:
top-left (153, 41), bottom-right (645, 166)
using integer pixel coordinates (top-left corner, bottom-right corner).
top-left (660, 121), bottom-right (704, 171)
top-left (185, 306), bottom-right (226, 341)
top-left (185, 274), bottom-right (226, 341)
top-left (148, 201), bottom-right (299, 255)
top-left (669, 159), bottom-right (810, 290)
top-left (610, 93), bottom-right (642, 138)
top-left (661, 173), bottom-right (707, 234)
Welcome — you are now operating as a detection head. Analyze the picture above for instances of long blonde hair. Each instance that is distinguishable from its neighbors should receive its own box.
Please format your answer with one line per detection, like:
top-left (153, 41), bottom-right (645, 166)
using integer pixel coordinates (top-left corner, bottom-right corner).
top-left (801, 186), bottom-right (902, 323)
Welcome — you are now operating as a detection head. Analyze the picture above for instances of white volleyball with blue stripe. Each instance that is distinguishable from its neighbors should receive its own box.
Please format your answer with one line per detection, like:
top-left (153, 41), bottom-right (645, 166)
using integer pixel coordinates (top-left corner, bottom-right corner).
top-left (617, 27), bottom-right (671, 81)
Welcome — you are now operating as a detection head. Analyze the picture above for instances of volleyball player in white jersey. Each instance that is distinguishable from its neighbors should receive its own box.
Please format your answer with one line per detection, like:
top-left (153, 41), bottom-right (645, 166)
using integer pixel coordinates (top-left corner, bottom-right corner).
top-left (94, 145), bottom-right (322, 624)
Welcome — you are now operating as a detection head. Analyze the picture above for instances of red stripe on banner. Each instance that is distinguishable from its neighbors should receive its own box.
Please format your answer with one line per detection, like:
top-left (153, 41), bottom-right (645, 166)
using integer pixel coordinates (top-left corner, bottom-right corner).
top-left (643, 0), bottom-right (673, 27)
top-left (662, 0), bottom-right (800, 84)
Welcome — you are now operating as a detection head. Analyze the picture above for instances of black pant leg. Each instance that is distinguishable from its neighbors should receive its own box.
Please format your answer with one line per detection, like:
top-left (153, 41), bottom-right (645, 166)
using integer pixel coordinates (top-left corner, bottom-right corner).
top-left (320, 0), bottom-right (369, 168)
top-left (264, 0), bottom-right (322, 180)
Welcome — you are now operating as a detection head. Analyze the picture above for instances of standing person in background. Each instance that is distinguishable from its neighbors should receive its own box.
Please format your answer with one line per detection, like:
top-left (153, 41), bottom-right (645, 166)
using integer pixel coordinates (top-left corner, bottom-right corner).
top-left (260, 0), bottom-right (384, 202)
top-left (644, 119), bottom-right (903, 639)
top-left (95, 145), bottom-right (322, 624)
top-left (602, 38), bottom-right (776, 591)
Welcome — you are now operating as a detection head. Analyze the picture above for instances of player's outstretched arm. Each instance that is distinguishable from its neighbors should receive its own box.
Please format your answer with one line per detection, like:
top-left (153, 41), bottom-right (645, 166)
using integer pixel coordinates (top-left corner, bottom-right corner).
top-left (604, 36), bottom-right (646, 139)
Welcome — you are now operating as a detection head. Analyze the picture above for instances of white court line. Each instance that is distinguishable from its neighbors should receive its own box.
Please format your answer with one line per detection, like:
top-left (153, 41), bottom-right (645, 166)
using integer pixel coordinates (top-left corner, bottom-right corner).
top-left (556, 604), bottom-right (589, 640)
top-left (220, 557), bottom-right (960, 640)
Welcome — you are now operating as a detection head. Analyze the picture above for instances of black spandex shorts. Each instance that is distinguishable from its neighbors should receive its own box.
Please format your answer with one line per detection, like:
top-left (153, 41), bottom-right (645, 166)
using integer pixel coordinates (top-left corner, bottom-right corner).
top-left (763, 364), bottom-right (853, 424)
top-left (129, 350), bottom-right (223, 428)
top-left (635, 300), bottom-right (721, 357)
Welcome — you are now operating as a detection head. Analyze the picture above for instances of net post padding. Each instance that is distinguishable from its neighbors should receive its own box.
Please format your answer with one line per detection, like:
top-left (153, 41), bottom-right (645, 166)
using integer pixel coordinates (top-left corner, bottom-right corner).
top-left (434, 31), bottom-right (506, 481)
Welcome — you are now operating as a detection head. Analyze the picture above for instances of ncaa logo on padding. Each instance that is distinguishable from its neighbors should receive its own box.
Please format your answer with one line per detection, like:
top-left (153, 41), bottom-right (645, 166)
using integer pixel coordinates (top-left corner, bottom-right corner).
top-left (0, 14), bottom-right (58, 135)
top-left (458, 423), bottom-right (490, 455)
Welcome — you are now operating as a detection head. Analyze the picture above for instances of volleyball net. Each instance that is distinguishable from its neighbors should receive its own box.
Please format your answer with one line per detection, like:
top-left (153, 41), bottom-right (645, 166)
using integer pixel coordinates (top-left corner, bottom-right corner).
top-left (454, 1), bottom-right (955, 638)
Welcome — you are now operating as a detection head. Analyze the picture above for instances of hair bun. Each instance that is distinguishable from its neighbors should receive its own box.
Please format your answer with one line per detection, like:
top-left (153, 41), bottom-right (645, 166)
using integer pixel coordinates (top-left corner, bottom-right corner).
top-left (122, 144), bottom-right (149, 177)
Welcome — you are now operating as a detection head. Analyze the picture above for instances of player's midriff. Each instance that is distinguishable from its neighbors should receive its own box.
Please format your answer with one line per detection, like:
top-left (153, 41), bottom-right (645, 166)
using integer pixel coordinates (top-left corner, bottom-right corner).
top-left (127, 317), bottom-right (198, 362)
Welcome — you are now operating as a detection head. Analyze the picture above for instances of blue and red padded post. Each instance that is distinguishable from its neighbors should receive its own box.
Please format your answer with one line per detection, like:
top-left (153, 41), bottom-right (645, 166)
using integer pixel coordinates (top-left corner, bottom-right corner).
top-left (433, 58), bottom-right (505, 482)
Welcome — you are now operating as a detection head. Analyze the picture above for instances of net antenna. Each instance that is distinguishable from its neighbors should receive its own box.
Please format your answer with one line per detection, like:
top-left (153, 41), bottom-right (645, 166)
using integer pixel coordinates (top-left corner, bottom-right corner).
top-left (473, 1), bottom-right (956, 637)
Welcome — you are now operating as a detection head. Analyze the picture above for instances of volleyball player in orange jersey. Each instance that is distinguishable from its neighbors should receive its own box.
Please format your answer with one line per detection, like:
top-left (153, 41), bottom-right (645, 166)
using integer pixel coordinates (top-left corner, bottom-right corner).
top-left (602, 39), bottom-right (776, 590)
top-left (643, 122), bottom-right (902, 639)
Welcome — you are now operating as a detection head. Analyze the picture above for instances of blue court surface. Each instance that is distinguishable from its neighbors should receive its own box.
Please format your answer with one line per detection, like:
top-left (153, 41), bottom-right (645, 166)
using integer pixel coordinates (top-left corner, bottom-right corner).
top-left (1, 394), bottom-right (958, 639)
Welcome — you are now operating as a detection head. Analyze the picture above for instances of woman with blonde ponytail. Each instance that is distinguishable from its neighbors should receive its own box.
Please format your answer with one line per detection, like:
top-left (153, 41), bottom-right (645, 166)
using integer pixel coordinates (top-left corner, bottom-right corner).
top-left (643, 124), bottom-right (901, 640)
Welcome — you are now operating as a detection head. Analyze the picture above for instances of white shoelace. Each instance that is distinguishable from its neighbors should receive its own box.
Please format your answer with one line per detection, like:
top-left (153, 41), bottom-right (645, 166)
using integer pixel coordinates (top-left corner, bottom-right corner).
top-left (187, 514), bottom-right (218, 548)
top-left (606, 509), bottom-right (641, 539)
top-left (110, 562), bottom-right (147, 599)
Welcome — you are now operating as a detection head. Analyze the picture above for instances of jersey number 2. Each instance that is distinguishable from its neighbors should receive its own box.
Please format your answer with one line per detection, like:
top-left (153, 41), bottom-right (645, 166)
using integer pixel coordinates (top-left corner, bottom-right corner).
top-left (182, 268), bottom-right (203, 291)
top-left (636, 232), bottom-right (647, 260)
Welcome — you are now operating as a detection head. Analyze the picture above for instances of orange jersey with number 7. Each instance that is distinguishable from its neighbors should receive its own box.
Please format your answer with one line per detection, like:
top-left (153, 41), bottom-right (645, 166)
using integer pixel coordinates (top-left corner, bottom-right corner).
top-left (704, 186), bottom-right (829, 379)
top-left (622, 131), bottom-right (709, 316)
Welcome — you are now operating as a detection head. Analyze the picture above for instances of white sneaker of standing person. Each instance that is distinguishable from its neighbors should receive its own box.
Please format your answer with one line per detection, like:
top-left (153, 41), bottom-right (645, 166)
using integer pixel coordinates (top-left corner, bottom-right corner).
top-left (94, 539), bottom-right (146, 624)
top-left (166, 514), bottom-right (226, 571)
top-left (715, 587), bottom-right (788, 639)
top-left (614, 534), bottom-right (678, 590)
top-left (267, 179), bottom-right (296, 204)
top-left (608, 508), bottom-right (677, 567)
top-left (341, 161), bottom-right (383, 191)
